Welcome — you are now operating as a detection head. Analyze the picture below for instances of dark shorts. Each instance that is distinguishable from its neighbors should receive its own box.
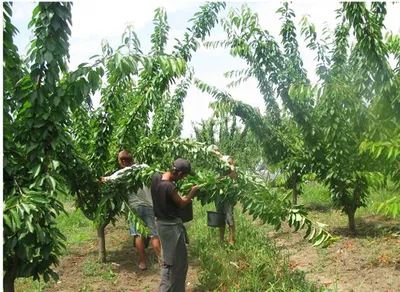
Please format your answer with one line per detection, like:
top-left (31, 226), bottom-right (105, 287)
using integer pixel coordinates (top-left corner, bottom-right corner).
top-left (129, 205), bottom-right (158, 238)
top-left (215, 202), bottom-right (235, 226)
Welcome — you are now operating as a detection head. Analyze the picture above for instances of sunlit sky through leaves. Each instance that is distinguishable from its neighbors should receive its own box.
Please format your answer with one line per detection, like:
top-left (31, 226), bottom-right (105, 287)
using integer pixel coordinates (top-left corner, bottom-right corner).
top-left (11, 1), bottom-right (400, 137)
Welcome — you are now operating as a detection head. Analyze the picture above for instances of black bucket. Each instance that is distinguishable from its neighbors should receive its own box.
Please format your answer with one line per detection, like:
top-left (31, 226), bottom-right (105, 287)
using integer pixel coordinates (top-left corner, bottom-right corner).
top-left (207, 211), bottom-right (225, 227)
top-left (178, 200), bottom-right (193, 223)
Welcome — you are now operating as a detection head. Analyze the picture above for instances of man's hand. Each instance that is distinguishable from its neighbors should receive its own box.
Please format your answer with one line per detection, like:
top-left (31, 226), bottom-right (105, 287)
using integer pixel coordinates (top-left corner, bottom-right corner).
top-left (100, 177), bottom-right (106, 183)
top-left (187, 184), bottom-right (199, 201)
top-left (191, 185), bottom-right (199, 192)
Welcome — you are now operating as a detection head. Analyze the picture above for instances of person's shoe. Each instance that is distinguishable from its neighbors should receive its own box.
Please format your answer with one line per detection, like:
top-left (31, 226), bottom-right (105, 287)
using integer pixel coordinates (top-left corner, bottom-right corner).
top-left (137, 263), bottom-right (147, 271)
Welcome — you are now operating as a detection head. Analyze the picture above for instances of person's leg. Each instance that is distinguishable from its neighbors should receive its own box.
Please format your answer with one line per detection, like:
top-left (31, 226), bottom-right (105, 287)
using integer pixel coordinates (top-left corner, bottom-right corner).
top-left (132, 205), bottom-right (148, 269)
top-left (219, 225), bottom-right (226, 243)
top-left (225, 204), bottom-right (235, 245)
top-left (169, 234), bottom-right (188, 292)
top-left (156, 221), bottom-right (168, 292)
top-left (141, 206), bottom-right (161, 265)
top-left (135, 235), bottom-right (147, 270)
top-left (158, 264), bottom-right (171, 292)
top-left (151, 236), bottom-right (161, 265)
top-left (216, 201), bottom-right (226, 243)
top-left (228, 225), bottom-right (235, 245)
top-left (156, 221), bottom-right (165, 265)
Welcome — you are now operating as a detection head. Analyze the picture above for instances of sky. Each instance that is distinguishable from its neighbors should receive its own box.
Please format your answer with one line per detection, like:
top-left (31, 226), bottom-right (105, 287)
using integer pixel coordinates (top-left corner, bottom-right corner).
top-left (10, 1), bottom-right (400, 138)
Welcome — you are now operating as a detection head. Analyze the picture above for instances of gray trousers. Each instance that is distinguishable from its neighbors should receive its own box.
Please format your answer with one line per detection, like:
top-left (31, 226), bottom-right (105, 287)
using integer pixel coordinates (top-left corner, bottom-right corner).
top-left (158, 234), bottom-right (188, 292)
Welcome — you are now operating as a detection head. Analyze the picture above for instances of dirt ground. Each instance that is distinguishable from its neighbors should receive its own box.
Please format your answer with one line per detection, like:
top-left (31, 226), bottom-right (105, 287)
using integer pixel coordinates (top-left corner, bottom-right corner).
top-left (268, 215), bottom-right (400, 292)
top-left (43, 221), bottom-right (202, 292)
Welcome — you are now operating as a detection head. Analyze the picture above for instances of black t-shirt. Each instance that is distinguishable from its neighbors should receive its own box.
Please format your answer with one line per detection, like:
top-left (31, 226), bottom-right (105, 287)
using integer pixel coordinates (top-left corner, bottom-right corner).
top-left (151, 172), bottom-right (179, 220)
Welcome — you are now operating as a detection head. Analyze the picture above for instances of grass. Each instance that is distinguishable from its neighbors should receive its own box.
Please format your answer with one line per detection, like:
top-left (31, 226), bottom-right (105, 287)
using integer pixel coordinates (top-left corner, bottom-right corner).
top-left (58, 208), bottom-right (94, 247)
top-left (300, 181), bottom-right (333, 209)
top-left (298, 181), bottom-right (399, 232)
top-left (186, 203), bottom-right (321, 292)
top-left (300, 180), bottom-right (398, 215)
top-left (14, 278), bottom-right (49, 292)
top-left (359, 185), bottom-right (398, 216)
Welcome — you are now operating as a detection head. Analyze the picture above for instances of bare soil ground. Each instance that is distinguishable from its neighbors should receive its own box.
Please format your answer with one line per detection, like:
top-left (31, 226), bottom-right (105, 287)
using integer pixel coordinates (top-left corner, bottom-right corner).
top-left (267, 214), bottom-right (400, 292)
top-left (39, 220), bottom-right (202, 292)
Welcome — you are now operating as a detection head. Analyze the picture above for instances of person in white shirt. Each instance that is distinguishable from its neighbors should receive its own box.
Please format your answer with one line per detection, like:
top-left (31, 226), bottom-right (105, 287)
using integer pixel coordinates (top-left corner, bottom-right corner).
top-left (101, 150), bottom-right (161, 270)
top-left (213, 145), bottom-right (237, 246)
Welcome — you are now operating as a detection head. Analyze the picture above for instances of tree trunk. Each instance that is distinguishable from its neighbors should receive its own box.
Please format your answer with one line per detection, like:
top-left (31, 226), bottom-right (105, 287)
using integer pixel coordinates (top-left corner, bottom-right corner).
top-left (292, 175), bottom-right (298, 205)
top-left (97, 224), bottom-right (107, 263)
top-left (347, 184), bottom-right (361, 235)
top-left (347, 208), bottom-right (356, 235)
top-left (3, 255), bottom-right (19, 292)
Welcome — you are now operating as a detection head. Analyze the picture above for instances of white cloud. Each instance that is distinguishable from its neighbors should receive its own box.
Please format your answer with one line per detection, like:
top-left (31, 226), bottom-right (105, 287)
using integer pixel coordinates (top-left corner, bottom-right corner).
top-left (182, 86), bottom-right (214, 138)
top-left (70, 1), bottom-right (192, 39)
top-left (11, 2), bottom-right (36, 22)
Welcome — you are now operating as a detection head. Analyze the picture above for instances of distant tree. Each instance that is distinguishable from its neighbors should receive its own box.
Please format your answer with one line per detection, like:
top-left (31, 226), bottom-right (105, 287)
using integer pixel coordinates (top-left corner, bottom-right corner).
top-left (198, 2), bottom-right (400, 233)
top-left (192, 116), bottom-right (264, 171)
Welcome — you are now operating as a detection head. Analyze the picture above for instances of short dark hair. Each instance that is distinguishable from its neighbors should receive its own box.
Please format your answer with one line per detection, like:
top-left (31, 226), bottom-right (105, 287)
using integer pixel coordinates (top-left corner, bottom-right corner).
top-left (118, 150), bottom-right (133, 164)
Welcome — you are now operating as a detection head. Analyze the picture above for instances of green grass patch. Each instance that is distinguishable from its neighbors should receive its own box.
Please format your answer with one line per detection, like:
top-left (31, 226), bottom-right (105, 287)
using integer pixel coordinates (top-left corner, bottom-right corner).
top-left (358, 185), bottom-right (398, 216)
top-left (14, 278), bottom-right (51, 292)
top-left (300, 182), bottom-right (333, 209)
top-left (300, 181), bottom-right (398, 216)
top-left (57, 208), bottom-right (94, 248)
top-left (298, 182), bottom-right (399, 238)
top-left (82, 259), bottom-right (117, 280)
top-left (186, 202), bottom-right (320, 291)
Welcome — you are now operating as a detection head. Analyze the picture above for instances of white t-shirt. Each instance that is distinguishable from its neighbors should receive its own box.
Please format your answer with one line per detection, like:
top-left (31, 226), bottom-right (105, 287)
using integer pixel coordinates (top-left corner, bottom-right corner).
top-left (222, 155), bottom-right (231, 162)
top-left (221, 155), bottom-right (236, 174)
top-left (103, 164), bottom-right (153, 208)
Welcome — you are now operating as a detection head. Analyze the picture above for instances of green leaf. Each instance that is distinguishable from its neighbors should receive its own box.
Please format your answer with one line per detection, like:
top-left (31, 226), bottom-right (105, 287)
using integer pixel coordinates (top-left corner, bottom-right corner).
top-left (313, 233), bottom-right (326, 246)
top-left (32, 164), bottom-right (41, 178)
top-left (48, 270), bottom-right (59, 282)
top-left (307, 228), bottom-right (316, 241)
top-left (46, 39), bottom-right (56, 51)
top-left (37, 226), bottom-right (46, 243)
top-left (48, 176), bottom-right (57, 190)
top-left (52, 160), bottom-right (61, 170)
top-left (43, 272), bottom-right (50, 283)
top-left (26, 218), bottom-right (34, 233)
top-left (3, 214), bottom-right (12, 229)
top-left (29, 195), bottom-right (48, 204)
top-left (10, 208), bottom-right (22, 229)
top-left (20, 203), bottom-right (31, 214)
top-left (44, 51), bottom-right (54, 63)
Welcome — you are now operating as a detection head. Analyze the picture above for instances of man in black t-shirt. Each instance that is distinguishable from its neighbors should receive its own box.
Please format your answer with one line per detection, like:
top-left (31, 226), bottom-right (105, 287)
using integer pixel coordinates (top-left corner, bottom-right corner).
top-left (151, 158), bottom-right (198, 292)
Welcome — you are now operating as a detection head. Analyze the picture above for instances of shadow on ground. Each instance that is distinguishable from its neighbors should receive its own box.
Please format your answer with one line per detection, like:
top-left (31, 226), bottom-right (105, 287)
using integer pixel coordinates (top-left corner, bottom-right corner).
top-left (330, 215), bottom-right (400, 238)
top-left (304, 203), bottom-right (334, 213)
top-left (106, 242), bottom-right (161, 276)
